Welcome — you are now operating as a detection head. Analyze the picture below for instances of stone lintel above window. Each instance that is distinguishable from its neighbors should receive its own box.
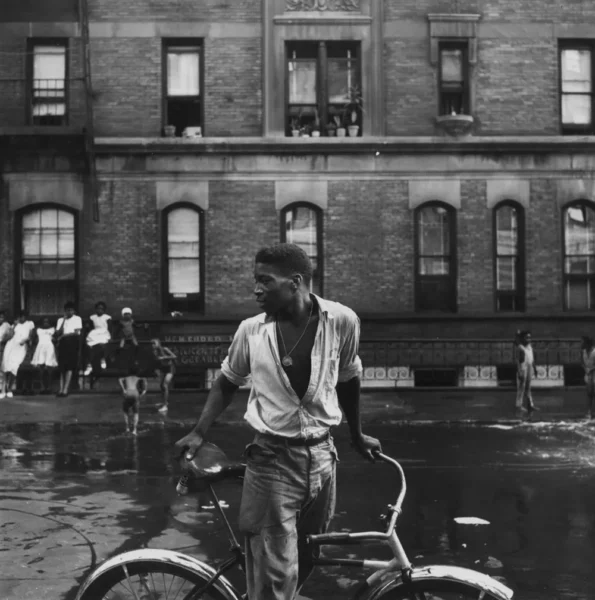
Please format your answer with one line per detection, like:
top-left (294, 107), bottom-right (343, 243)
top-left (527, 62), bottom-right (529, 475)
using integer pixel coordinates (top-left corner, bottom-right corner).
top-left (428, 13), bottom-right (481, 65)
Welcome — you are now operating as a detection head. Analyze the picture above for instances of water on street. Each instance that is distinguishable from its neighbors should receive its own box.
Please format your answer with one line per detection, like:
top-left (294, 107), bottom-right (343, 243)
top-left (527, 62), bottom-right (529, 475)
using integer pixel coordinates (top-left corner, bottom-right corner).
top-left (1, 420), bottom-right (595, 599)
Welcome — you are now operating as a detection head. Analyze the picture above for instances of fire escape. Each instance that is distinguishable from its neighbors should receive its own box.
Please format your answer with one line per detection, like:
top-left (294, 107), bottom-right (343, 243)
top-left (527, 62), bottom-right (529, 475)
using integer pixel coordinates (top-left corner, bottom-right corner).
top-left (0, 0), bottom-right (99, 221)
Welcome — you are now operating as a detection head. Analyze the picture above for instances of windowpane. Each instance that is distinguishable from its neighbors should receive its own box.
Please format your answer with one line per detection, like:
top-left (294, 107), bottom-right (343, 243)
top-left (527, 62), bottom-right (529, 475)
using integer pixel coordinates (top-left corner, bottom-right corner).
top-left (288, 55), bottom-right (317, 105)
top-left (497, 257), bottom-right (516, 290)
top-left (565, 256), bottom-right (595, 274)
top-left (496, 205), bottom-right (518, 256)
top-left (561, 49), bottom-right (591, 93)
top-left (167, 208), bottom-right (201, 297)
top-left (441, 49), bottom-right (464, 83)
top-left (167, 49), bottom-right (200, 97)
top-left (41, 208), bottom-right (58, 228)
top-left (562, 94), bottom-right (592, 125)
top-left (565, 205), bottom-right (595, 257)
top-left (328, 53), bottom-right (356, 104)
top-left (58, 231), bottom-right (75, 257)
top-left (566, 279), bottom-right (590, 310)
top-left (418, 206), bottom-right (450, 257)
top-left (420, 258), bottom-right (449, 275)
top-left (33, 46), bottom-right (65, 83)
top-left (169, 259), bottom-right (200, 294)
top-left (285, 206), bottom-right (317, 258)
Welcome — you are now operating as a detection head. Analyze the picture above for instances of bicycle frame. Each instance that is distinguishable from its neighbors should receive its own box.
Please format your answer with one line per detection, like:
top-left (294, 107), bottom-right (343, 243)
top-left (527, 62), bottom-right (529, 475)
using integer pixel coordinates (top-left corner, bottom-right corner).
top-left (75, 451), bottom-right (514, 600)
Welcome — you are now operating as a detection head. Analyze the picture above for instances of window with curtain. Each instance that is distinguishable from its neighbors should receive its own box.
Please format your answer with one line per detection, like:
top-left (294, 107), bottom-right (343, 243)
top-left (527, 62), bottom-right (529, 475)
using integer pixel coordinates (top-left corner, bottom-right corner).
top-left (560, 44), bottom-right (593, 134)
top-left (281, 203), bottom-right (322, 295)
top-left (494, 202), bottom-right (525, 311)
top-left (438, 42), bottom-right (469, 116)
top-left (164, 41), bottom-right (202, 136)
top-left (564, 202), bottom-right (595, 310)
top-left (20, 207), bottom-right (76, 315)
top-left (165, 206), bottom-right (203, 312)
top-left (31, 42), bottom-right (67, 125)
top-left (287, 41), bottom-right (361, 136)
top-left (415, 203), bottom-right (456, 312)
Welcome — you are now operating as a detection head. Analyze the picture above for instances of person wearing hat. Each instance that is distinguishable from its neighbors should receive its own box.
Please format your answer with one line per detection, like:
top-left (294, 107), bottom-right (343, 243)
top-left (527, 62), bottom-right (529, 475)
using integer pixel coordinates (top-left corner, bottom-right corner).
top-left (119, 307), bottom-right (138, 353)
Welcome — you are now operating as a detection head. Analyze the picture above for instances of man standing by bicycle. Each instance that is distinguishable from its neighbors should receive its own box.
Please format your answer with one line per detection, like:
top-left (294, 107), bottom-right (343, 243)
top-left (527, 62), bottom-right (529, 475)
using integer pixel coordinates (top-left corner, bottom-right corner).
top-left (176, 243), bottom-right (382, 600)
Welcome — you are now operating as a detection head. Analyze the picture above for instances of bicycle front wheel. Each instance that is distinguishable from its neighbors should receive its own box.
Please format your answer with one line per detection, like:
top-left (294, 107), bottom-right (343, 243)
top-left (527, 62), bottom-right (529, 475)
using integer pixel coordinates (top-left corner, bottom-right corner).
top-left (78, 559), bottom-right (230, 600)
top-left (374, 579), bottom-right (504, 599)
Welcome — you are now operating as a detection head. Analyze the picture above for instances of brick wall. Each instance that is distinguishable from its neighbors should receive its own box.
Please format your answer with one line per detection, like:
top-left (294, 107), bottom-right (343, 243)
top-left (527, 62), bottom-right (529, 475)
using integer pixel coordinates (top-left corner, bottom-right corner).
top-left (78, 180), bottom-right (161, 317)
top-left (91, 38), bottom-right (162, 137)
top-left (475, 40), bottom-right (559, 135)
top-left (0, 181), bottom-right (13, 312)
top-left (0, 39), bottom-right (27, 127)
top-left (88, 0), bottom-right (261, 22)
top-left (206, 181), bottom-right (277, 315)
top-left (325, 180), bottom-right (414, 313)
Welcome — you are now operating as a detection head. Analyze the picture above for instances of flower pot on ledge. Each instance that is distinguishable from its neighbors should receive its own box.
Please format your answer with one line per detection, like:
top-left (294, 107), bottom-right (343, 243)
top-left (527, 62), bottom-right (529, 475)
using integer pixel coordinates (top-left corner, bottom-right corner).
top-left (435, 114), bottom-right (474, 137)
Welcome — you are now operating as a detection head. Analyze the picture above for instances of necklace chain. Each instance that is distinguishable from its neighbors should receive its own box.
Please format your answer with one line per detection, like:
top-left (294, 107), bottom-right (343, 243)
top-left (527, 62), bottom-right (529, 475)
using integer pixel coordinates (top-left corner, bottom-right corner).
top-left (276, 301), bottom-right (314, 367)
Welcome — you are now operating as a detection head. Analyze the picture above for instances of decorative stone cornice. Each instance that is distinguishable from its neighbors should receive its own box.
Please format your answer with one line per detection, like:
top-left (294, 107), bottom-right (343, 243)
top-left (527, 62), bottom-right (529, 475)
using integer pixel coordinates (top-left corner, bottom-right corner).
top-left (286, 0), bottom-right (360, 11)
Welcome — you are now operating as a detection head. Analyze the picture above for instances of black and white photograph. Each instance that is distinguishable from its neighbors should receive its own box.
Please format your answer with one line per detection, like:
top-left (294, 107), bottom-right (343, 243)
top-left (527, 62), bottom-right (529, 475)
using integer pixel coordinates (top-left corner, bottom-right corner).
top-left (1, 1), bottom-right (595, 598)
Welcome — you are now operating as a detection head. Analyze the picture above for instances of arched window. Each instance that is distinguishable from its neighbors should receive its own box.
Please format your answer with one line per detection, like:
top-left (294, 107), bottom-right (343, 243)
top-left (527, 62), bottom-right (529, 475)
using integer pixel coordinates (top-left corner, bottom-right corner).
top-left (494, 202), bottom-right (525, 311)
top-left (281, 203), bottom-right (322, 295)
top-left (163, 204), bottom-right (204, 313)
top-left (18, 206), bottom-right (76, 315)
top-left (563, 201), bottom-right (595, 310)
top-left (415, 202), bottom-right (457, 312)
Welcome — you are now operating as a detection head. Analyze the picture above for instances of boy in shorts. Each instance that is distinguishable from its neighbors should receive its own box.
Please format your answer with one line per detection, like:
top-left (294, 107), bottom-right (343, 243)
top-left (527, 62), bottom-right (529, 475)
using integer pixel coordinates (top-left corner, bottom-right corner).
top-left (118, 364), bottom-right (147, 435)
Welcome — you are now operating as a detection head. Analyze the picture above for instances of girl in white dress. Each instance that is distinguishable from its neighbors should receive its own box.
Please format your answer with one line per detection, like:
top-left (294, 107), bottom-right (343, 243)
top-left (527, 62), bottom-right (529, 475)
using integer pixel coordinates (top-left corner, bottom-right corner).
top-left (83, 301), bottom-right (112, 380)
top-left (1, 310), bottom-right (35, 398)
top-left (0, 310), bottom-right (14, 399)
top-left (31, 317), bottom-right (58, 394)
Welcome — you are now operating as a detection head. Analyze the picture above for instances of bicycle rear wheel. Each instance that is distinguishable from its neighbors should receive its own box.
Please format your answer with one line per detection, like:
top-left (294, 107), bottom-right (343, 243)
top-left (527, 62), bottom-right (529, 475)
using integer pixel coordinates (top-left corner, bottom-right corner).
top-left (78, 559), bottom-right (229, 600)
top-left (375, 579), bottom-right (503, 599)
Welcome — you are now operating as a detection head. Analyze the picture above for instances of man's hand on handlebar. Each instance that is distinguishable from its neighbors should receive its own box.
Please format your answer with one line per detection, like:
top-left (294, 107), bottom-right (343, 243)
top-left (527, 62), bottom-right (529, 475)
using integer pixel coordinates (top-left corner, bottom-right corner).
top-left (351, 433), bottom-right (382, 462)
top-left (174, 430), bottom-right (204, 461)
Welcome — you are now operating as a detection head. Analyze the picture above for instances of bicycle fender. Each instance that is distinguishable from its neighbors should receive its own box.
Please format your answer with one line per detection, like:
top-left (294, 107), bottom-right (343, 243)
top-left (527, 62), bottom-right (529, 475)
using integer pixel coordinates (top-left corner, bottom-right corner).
top-left (364, 564), bottom-right (514, 600)
top-left (74, 548), bottom-right (241, 600)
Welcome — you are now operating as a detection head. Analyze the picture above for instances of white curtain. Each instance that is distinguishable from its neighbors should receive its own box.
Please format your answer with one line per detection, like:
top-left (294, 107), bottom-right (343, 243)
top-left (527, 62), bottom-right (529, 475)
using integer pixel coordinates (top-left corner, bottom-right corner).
top-left (167, 50), bottom-right (200, 96)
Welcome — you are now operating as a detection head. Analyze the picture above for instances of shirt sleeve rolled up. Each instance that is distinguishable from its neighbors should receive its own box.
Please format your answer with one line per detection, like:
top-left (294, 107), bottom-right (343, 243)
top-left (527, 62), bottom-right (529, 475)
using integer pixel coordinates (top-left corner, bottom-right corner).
top-left (220, 320), bottom-right (251, 387)
top-left (337, 311), bottom-right (363, 383)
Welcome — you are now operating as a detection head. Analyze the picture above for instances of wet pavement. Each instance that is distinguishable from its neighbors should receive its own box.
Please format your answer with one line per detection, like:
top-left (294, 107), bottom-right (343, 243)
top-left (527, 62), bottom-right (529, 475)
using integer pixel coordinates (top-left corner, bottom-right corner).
top-left (1, 412), bottom-right (595, 599)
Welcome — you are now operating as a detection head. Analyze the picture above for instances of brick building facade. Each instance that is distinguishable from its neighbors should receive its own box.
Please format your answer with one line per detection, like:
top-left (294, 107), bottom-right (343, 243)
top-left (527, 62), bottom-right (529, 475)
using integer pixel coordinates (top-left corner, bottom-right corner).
top-left (1, 0), bottom-right (595, 387)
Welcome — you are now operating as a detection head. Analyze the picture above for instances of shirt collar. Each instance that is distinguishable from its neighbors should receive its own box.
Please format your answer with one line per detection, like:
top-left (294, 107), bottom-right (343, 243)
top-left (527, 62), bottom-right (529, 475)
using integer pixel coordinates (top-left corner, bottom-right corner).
top-left (256, 293), bottom-right (334, 326)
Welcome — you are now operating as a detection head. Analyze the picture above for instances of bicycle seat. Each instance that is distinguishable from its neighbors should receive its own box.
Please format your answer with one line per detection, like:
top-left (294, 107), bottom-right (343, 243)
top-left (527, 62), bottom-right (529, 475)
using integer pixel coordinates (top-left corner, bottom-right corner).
top-left (184, 442), bottom-right (246, 483)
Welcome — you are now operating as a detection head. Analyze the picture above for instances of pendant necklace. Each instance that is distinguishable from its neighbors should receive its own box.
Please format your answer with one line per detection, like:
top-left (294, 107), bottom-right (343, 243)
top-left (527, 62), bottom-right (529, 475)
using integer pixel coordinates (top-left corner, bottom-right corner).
top-left (276, 301), bottom-right (314, 368)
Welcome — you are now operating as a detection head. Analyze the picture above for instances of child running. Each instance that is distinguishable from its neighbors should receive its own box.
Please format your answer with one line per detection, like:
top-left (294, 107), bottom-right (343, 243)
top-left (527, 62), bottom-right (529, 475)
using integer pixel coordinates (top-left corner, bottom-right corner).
top-left (151, 338), bottom-right (177, 413)
top-left (118, 364), bottom-right (147, 436)
top-left (31, 317), bottom-right (58, 395)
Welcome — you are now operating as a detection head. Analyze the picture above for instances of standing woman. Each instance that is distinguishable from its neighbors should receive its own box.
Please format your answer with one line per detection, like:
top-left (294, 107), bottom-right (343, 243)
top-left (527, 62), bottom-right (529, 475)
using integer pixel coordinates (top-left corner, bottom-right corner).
top-left (1, 310), bottom-right (35, 398)
top-left (516, 329), bottom-right (538, 415)
top-left (55, 301), bottom-right (83, 397)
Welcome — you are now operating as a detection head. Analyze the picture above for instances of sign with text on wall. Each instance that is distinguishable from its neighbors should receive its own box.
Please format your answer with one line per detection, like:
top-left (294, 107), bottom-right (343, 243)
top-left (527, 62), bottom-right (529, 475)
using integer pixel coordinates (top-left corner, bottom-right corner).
top-left (163, 335), bottom-right (233, 367)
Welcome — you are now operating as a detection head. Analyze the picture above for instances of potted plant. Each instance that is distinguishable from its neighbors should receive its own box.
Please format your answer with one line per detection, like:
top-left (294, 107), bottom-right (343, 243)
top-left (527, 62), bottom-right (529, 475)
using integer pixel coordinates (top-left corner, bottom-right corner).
top-left (290, 117), bottom-right (301, 137)
top-left (311, 108), bottom-right (321, 137)
top-left (300, 123), bottom-right (311, 138)
top-left (342, 84), bottom-right (363, 137)
top-left (334, 114), bottom-right (346, 137)
top-left (164, 124), bottom-right (176, 137)
top-left (326, 121), bottom-right (337, 137)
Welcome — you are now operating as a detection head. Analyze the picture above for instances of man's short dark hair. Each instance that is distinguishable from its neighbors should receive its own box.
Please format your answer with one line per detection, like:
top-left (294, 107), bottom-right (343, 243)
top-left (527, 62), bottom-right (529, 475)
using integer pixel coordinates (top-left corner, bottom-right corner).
top-left (255, 243), bottom-right (313, 284)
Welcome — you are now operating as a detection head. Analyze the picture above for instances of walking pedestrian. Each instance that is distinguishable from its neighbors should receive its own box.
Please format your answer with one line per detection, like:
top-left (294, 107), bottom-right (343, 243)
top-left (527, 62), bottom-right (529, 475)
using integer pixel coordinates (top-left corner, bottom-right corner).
top-left (119, 364), bottom-right (147, 436)
top-left (1, 310), bottom-right (35, 398)
top-left (151, 337), bottom-right (177, 413)
top-left (516, 329), bottom-right (538, 415)
top-left (54, 301), bottom-right (83, 397)
top-left (83, 301), bottom-right (112, 383)
top-left (31, 317), bottom-right (58, 395)
top-left (0, 310), bottom-right (14, 399)
top-left (581, 335), bottom-right (595, 420)
top-left (175, 242), bottom-right (382, 600)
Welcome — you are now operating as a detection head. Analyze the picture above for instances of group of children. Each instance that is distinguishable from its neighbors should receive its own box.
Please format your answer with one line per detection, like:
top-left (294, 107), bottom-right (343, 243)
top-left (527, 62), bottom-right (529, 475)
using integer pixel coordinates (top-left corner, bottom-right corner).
top-left (0, 303), bottom-right (178, 430)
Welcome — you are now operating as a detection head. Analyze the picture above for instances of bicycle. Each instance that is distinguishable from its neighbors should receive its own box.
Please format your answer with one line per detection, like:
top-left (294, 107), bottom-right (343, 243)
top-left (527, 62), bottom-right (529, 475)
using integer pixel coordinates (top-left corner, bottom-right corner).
top-left (75, 442), bottom-right (514, 600)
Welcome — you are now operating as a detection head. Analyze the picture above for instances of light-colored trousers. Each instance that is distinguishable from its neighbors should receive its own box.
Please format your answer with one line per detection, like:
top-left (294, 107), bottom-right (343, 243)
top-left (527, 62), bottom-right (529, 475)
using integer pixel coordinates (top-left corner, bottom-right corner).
top-left (516, 364), bottom-right (534, 409)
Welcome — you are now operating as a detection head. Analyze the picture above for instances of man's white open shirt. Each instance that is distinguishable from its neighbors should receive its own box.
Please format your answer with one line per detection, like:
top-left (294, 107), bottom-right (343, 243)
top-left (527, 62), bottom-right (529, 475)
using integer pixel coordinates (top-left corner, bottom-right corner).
top-left (220, 295), bottom-right (363, 439)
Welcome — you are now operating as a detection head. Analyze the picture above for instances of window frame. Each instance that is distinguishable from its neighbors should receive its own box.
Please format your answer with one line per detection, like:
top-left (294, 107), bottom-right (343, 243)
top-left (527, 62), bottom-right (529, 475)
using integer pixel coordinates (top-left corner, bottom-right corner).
top-left (492, 200), bottom-right (526, 312)
top-left (14, 203), bottom-right (79, 318)
top-left (559, 40), bottom-right (595, 135)
top-left (280, 202), bottom-right (324, 296)
top-left (161, 202), bottom-right (205, 314)
top-left (562, 199), bottom-right (595, 311)
top-left (414, 201), bottom-right (457, 313)
top-left (284, 40), bottom-right (362, 137)
top-left (162, 39), bottom-right (204, 137)
top-left (26, 38), bottom-right (69, 126)
top-left (438, 40), bottom-right (470, 116)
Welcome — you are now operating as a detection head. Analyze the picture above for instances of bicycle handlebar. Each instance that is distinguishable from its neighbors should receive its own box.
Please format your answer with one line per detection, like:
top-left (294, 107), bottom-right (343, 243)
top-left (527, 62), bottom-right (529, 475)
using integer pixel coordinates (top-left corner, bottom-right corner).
top-left (308, 451), bottom-right (407, 545)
